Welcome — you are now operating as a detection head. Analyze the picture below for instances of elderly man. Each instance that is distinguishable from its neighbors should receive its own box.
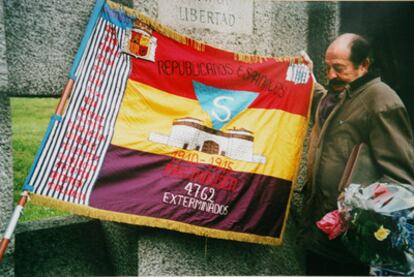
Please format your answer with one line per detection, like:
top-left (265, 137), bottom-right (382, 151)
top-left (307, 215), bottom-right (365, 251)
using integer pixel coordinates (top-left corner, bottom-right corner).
top-left (300, 33), bottom-right (414, 275)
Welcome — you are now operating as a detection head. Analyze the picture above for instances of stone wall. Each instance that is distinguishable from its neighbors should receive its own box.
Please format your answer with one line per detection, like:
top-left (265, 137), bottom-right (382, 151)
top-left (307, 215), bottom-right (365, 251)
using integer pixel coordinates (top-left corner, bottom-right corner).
top-left (0, 0), bottom-right (14, 275)
top-left (4, 0), bottom-right (95, 97)
top-left (0, 0), bottom-right (7, 90)
top-left (0, 96), bottom-right (13, 277)
top-left (307, 1), bottom-right (340, 85)
top-left (0, 1), bottom-right (339, 275)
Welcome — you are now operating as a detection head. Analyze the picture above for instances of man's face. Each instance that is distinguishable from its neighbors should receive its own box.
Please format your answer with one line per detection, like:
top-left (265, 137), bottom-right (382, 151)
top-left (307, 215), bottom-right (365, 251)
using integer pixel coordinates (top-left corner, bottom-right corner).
top-left (325, 45), bottom-right (367, 93)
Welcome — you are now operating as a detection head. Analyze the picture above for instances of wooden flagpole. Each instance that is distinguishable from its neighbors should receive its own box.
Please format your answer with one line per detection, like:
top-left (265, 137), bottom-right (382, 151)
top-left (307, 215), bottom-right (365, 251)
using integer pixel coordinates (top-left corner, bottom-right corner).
top-left (0, 79), bottom-right (74, 263)
top-left (0, 191), bottom-right (29, 262)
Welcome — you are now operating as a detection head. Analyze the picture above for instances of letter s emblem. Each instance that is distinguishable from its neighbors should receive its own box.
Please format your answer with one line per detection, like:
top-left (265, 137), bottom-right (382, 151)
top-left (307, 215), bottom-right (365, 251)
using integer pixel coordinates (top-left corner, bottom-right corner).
top-left (212, 96), bottom-right (233, 122)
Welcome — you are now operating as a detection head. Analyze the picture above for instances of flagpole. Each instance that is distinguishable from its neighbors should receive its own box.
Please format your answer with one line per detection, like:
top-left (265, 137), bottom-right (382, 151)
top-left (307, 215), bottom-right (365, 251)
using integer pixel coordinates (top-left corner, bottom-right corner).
top-left (0, 77), bottom-right (75, 263)
top-left (0, 191), bottom-right (29, 262)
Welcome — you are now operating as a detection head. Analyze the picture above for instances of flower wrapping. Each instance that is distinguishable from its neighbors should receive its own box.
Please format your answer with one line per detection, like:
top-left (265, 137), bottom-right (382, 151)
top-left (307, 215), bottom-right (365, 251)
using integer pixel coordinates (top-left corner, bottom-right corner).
top-left (317, 182), bottom-right (414, 275)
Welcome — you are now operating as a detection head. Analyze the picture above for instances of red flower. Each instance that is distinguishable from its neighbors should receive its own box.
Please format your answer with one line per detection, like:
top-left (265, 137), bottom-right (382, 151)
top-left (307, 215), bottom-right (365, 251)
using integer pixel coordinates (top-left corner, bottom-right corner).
top-left (316, 210), bottom-right (346, 240)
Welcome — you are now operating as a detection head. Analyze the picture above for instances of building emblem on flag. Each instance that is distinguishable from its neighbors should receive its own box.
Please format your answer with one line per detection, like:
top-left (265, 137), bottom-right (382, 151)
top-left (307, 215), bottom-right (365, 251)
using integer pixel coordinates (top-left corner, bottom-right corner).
top-left (122, 21), bottom-right (157, 62)
top-left (149, 117), bottom-right (266, 164)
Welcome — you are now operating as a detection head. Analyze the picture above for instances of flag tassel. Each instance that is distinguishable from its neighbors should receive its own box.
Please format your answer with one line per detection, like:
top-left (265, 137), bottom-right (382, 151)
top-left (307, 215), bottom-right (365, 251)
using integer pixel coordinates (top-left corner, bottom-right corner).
top-left (0, 191), bottom-right (29, 262)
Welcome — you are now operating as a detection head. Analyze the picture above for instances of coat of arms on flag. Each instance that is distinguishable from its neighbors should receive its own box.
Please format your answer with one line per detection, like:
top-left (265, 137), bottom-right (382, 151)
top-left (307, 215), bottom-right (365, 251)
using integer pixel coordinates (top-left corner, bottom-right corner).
top-left (18, 0), bottom-right (314, 246)
top-left (123, 20), bottom-right (157, 61)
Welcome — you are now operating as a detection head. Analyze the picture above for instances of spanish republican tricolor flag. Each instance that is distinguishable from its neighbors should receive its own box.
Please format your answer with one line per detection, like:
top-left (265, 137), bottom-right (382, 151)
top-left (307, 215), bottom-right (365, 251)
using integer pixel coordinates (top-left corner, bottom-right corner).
top-left (23, 0), bottom-right (313, 245)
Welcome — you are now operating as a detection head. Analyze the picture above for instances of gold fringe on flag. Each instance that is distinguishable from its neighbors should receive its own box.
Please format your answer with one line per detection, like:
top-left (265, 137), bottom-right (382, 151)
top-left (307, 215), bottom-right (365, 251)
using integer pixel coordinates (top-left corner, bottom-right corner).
top-left (106, 0), bottom-right (303, 64)
top-left (30, 194), bottom-right (282, 246)
top-left (233, 53), bottom-right (303, 64)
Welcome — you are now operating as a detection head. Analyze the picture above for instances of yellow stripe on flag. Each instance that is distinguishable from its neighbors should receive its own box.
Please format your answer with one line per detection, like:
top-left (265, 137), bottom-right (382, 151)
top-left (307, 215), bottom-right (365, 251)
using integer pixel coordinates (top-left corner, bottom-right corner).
top-left (111, 79), bottom-right (307, 180)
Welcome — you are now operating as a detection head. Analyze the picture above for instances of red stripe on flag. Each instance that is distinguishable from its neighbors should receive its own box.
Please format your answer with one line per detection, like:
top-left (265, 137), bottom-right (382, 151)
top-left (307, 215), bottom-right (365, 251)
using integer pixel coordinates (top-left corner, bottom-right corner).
top-left (128, 31), bottom-right (313, 117)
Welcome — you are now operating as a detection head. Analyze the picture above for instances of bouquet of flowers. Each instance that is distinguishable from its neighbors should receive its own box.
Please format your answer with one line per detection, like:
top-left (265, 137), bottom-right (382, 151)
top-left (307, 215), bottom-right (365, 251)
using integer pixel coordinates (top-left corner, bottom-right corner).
top-left (316, 182), bottom-right (414, 276)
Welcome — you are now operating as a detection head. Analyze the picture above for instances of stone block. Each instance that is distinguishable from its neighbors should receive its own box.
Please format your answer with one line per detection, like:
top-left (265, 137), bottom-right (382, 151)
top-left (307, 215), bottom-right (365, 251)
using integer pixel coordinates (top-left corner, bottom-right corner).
top-left (307, 2), bottom-right (340, 84)
top-left (100, 221), bottom-right (139, 276)
top-left (15, 216), bottom-right (114, 277)
top-left (133, 1), bottom-right (308, 56)
top-left (137, 218), bottom-right (305, 275)
top-left (4, 0), bottom-right (95, 96)
top-left (0, 0), bottom-right (8, 92)
top-left (0, 94), bottom-right (14, 276)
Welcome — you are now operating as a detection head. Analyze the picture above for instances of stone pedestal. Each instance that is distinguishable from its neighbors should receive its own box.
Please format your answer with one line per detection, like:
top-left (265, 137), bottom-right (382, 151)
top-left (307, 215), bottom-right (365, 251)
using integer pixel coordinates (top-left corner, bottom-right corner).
top-left (137, 218), bottom-right (305, 275)
top-left (100, 222), bottom-right (139, 275)
top-left (15, 217), bottom-right (114, 277)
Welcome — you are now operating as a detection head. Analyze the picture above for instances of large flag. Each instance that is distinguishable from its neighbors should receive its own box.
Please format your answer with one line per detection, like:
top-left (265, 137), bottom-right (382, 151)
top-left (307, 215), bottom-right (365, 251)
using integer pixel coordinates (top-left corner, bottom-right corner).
top-left (23, 0), bottom-right (313, 245)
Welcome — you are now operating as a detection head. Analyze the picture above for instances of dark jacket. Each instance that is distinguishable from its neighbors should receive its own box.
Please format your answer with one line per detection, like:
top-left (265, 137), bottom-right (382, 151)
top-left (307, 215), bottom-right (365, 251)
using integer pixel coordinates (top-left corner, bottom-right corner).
top-left (301, 76), bottom-right (414, 261)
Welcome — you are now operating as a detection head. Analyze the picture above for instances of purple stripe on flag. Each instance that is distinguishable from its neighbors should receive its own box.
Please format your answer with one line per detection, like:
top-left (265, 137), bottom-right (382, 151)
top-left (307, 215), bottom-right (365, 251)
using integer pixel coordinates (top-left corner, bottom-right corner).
top-left (89, 144), bottom-right (292, 237)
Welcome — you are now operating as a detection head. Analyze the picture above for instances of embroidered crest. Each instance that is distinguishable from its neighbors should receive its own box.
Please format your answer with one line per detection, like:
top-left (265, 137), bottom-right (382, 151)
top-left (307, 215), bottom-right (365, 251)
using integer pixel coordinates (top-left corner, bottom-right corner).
top-left (122, 21), bottom-right (157, 62)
